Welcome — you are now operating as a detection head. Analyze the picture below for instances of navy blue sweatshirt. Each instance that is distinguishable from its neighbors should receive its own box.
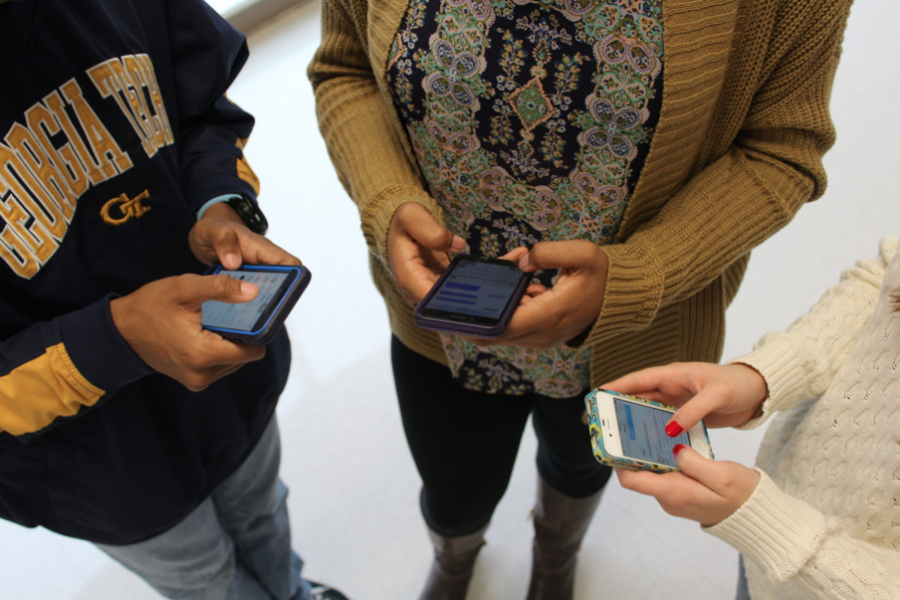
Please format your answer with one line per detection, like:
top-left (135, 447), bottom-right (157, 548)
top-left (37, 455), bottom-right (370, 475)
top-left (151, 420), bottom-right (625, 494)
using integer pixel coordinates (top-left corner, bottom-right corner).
top-left (0, 0), bottom-right (291, 545)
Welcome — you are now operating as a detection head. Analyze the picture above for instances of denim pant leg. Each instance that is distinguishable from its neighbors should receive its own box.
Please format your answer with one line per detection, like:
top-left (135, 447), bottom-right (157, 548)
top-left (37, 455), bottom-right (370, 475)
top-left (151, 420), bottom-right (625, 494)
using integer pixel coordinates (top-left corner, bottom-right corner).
top-left (735, 555), bottom-right (751, 600)
top-left (96, 416), bottom-right (309, 600)
top-left (211, 417), bottom-right (307, 600)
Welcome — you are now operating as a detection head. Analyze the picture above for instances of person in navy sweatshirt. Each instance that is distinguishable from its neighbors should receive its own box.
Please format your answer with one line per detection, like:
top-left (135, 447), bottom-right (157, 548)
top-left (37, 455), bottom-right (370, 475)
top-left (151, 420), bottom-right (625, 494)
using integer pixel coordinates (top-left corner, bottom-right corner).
top-left (0, 1), bottom-right (348, 599)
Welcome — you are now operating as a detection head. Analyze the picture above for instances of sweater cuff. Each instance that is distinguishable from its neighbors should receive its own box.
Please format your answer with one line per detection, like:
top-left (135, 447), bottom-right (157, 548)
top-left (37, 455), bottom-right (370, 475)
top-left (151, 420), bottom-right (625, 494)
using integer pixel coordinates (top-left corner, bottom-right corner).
top-left (705, 469), bottom-right (830, 583)
top-left (360, 185), bottom-right (446, 272)
top-left (575, 242), bottom-right (664, 348)
top-left (58, 296), bottom-right (154, 395)
top-left (185, 177), bottom-right (259, 217)
top-left (728, 335), bottom-right (811, 430)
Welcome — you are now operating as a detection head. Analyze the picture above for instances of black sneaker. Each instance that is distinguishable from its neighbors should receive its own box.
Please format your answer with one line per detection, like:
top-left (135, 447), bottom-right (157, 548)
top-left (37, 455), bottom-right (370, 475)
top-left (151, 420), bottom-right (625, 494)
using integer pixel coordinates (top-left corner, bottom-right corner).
top-left (308, 581), bottom-right (350, 600)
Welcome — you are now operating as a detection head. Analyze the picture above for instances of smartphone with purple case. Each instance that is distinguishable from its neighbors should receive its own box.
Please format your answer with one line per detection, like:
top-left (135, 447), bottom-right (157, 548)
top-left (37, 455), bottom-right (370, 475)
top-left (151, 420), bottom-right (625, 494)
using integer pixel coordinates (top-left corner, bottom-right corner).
top-left (413, 254), bottom-right (530, 337)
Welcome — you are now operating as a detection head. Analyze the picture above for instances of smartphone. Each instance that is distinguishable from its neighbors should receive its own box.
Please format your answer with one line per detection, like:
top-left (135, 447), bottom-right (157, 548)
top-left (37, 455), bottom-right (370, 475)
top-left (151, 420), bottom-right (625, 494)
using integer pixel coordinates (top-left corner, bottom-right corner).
top-left (413, 254), bottom-right (531, 337)
top-left (584, 388), bottom-right (714, 473)
top-left (201, 264), bottom-right (311, 345)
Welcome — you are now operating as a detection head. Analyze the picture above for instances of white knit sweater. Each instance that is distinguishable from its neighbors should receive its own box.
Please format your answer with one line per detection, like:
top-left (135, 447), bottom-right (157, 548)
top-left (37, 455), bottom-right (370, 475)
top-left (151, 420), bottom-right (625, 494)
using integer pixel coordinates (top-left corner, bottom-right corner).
top-left (706, 236), bottom-right (900, 600)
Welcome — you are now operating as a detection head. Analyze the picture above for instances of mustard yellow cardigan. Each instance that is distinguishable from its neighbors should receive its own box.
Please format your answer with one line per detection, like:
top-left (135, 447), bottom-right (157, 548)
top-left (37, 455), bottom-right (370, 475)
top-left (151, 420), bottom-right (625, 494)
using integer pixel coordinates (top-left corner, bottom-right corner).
top-left (309, 0), bottom-right (851, 384)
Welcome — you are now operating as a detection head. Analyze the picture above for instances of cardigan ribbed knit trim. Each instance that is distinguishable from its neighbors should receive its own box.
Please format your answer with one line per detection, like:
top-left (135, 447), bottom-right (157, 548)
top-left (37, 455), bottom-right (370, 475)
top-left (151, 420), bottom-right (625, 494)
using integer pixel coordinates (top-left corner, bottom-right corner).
top-left (310, 0), bottom-right (851, 382)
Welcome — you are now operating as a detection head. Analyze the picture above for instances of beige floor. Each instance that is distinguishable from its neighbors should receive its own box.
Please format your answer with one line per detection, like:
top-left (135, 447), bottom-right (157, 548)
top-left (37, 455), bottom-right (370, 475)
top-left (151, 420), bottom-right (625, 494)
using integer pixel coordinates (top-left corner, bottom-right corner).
top-left (2, 1), bottom-right (899, 598)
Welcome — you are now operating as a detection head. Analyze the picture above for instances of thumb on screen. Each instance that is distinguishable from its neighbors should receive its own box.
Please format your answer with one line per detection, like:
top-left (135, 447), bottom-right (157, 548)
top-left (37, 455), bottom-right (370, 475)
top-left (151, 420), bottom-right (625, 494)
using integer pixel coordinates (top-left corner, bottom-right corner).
top-left (185, 274), bottom-right (258, 307)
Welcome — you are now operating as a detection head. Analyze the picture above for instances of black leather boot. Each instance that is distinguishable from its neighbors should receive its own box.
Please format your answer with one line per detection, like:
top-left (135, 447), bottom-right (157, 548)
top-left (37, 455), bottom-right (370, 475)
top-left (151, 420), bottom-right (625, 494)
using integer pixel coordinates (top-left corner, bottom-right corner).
top-left (525, 476), bottom-right (603, 600)
top-left (419, 524), bottom-right (489, 600)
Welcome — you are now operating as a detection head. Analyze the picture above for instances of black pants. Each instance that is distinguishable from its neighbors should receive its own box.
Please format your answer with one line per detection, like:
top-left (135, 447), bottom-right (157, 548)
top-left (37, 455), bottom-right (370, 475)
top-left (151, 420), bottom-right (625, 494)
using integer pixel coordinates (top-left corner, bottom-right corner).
top-left (391, 336), bottom-right (612, 537)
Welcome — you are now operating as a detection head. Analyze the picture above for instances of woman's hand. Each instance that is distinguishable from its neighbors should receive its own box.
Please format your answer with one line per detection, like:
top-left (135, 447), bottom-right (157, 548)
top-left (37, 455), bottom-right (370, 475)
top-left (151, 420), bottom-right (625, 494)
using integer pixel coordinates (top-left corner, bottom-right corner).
top-left (468, 239), bottom-right (608, 349)
top-left (604, 362), bottom-right (769, 434)
top-left (615, 446), bottom-right (760, 527)
top-left (387, 202), bottom-right (466, 303)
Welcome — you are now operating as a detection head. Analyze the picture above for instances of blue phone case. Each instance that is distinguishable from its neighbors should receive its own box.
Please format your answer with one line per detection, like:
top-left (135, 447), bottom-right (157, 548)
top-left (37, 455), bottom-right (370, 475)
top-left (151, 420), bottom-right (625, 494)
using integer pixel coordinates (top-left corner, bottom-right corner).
top-left (584, 388), bottom-right (714, 473)
top-left (202, 264), bottom-right (310, 345)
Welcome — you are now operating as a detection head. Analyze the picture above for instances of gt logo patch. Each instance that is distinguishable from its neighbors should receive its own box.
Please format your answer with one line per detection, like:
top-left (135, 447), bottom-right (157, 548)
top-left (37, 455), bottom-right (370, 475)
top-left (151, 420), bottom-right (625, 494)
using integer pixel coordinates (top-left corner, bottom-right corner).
top-left (101, 190), bottom-right (151, 226)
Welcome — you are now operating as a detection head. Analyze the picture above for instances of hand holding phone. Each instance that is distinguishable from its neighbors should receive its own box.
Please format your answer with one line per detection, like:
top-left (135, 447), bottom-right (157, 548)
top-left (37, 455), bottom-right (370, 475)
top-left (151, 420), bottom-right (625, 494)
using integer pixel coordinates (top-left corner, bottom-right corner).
top-left (585, 388), bottom-right (714, 473)
top-left (387, 202), bottom-right (467, 303)
top-left (201, 264), bottom-right (311, 345)
top-left (602, 362), bottom-right (769, 432)
top-left (110, 273), bottom-right (267, 392)
top-left (414, 254), bottom-right (531, 337)
top-left (468, 239), bottom-right (607, 349)
top-left (614, 442), bottom-right (759, 527)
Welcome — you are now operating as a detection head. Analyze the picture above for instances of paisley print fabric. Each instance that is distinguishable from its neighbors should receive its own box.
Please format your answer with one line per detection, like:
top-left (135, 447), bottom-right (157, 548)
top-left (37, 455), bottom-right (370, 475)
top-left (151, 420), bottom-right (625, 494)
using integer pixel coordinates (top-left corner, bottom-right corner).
top-left (387, 0), bottom-right (664, 397)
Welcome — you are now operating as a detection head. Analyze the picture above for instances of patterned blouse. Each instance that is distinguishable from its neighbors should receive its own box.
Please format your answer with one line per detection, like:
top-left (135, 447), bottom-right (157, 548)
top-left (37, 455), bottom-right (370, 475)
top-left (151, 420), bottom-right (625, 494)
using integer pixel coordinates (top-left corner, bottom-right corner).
top-left (387, 0), bottom-right (664, 398)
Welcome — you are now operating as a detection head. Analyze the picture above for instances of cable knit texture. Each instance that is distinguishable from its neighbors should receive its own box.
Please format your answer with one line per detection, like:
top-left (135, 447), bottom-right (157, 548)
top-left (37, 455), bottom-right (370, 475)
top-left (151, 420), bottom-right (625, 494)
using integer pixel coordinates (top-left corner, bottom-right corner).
top-left (308, 0), bottom-right (850, 383)
top-left (708, 236), bottom-right (900, 600)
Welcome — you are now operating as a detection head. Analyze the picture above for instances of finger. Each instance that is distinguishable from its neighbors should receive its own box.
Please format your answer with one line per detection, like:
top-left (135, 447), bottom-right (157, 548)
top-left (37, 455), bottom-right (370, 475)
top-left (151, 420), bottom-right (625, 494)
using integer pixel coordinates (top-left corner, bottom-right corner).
top-left (399, 204), bottom-right (465, 252)
top-left (616, 467), bottom-right (683, 498)
top-left (209, 224), bottom-right (243, 269)
top-left (604, 366), bottom-right (669, 395)
top-left (518, 240), bottom-right (602, 272)
top-left (603, 365), bottom-right (694, 404)
top-left (239, 233), bottom-right (302, 267)
top-left (525, 283), bottom-right (548, 296)
top-left (198, 329), bottom-right (268, 366)
top-left (397, 262), bottom-right (442, 302)
top-left (480, 291), bottom-right (559, 346)
top-left (179, 273), bottom-right (259, 306)
top-left (182, 353), bottom-right (260, 390)
top-left (673, 445), bottom-right (724, 491)
top-left (667, 386), bottom-right (729, 435)
top-left (499, 247), bottom-right (529, 262)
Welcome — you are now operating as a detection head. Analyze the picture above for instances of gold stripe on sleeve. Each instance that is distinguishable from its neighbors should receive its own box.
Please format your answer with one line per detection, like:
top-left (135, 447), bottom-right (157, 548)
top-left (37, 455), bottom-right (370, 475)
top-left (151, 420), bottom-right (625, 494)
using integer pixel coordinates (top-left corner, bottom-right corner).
top-left (235, 139), bottom-right (260, 195)
top-left (0, 343), bottom-right (105, 436)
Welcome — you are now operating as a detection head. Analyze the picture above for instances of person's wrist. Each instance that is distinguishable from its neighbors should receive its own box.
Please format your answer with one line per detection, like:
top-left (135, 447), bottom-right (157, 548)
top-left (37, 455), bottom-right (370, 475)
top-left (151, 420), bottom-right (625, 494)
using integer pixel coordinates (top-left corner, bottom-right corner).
top-left (196, 194), bottom-right (268, 234)
top-left (200, 201), bottom-right (243, 224)
top-left (730, 363), bottom-right (768, 421)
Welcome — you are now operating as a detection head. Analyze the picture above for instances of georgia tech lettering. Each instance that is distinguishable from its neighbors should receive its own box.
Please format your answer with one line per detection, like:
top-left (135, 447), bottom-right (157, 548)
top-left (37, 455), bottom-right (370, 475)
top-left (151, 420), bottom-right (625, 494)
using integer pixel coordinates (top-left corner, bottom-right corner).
top-left (0, 54), bottom-right (173, 279)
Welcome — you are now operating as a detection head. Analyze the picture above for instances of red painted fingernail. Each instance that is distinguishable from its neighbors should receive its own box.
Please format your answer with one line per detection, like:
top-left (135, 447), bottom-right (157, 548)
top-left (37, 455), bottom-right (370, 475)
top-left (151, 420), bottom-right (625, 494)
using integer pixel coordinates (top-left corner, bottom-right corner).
top-left (665, 421), bottom-right (684, 437)
top-left (672, 444), bottom-right (687, 457)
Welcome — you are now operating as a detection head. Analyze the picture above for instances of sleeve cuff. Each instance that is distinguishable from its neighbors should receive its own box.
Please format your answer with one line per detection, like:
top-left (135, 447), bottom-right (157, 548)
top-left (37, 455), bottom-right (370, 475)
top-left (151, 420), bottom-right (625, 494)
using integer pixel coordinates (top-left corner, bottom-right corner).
top-left (186, 176), bottom-right (259, 216)
top-left (196, 194), bottom-right (242, 220)
top-left (359, 186), bottom-right (445, 271)
top-left (704, 469), bottom-right (831, 584)
top-left (728, 333), bottom-right (814, 429)
top-left (574, 242), bottom-right (664, 348)
top-left (57, 296), bottom-right (154, 394)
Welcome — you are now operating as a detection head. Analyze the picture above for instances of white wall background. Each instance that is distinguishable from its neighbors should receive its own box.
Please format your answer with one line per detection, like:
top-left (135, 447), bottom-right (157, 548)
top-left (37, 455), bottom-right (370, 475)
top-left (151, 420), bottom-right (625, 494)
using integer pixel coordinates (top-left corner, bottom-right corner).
top-left (206, 0), bottom-right (247, 15)
top-left (0, 1), bottom-right (898, 598)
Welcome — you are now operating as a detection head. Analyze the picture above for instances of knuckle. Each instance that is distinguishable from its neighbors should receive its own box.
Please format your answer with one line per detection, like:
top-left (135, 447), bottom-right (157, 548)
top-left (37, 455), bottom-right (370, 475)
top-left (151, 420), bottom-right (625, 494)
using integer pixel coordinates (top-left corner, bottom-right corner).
top-left (664, 494), bottom-right (686, 511)
top-left (212, 274), bottom-right (235, 295)
top-left (619, 477), bottom-right (638, 492)
top-left (185, 373), bottom-right (210, 391)
top-left (215, 225), bottom-right (238, 243)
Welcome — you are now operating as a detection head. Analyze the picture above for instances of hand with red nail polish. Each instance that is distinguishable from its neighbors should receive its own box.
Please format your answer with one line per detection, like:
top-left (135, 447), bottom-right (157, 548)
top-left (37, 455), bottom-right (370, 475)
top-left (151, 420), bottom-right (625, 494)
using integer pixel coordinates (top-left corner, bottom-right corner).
top-left (603, 362), bottom-right (769, 434)
top-left (615, 445), bottom-right (760, 527)
top-left (664, 421), bottom-right (684, 438)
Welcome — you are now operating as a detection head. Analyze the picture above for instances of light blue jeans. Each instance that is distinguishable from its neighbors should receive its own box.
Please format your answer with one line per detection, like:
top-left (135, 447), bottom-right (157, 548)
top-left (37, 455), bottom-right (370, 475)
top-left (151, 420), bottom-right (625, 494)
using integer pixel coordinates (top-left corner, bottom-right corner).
top-left (97, 417), bottom-right (311, 600)
top-left (736, 555), bottom-right (751, 600)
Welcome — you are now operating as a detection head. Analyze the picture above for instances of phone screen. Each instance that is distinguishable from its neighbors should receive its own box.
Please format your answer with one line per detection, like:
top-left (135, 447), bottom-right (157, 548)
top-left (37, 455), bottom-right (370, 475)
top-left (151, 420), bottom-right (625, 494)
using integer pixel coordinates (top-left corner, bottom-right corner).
top-left (419, 258), bottom-right (525, 324)
top-left (614, 398), bottom-right (691, 468)
top-left (201, 270), bottom-right (290, 332)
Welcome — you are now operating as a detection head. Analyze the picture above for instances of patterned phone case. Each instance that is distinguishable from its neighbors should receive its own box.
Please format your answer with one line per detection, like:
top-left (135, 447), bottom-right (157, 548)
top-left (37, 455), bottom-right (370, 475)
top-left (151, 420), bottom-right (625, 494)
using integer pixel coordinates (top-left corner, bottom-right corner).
top-left (584, 388), bottom-right (714, 473)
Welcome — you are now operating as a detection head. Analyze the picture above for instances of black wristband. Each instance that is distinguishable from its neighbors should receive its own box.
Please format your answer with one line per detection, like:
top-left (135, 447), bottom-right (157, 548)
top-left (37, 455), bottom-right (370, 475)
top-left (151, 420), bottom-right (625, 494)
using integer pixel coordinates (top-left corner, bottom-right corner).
top-left (226, 194), bottom-right (268, 235)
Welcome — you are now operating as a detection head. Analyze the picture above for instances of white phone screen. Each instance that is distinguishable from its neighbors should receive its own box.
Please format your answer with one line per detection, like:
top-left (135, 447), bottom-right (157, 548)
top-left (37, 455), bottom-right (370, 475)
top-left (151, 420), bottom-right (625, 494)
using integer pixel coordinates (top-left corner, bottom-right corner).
top-left (201, 270), bottom-right (289, 332)
top-left (613, 398), bottom-right (690, 468)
